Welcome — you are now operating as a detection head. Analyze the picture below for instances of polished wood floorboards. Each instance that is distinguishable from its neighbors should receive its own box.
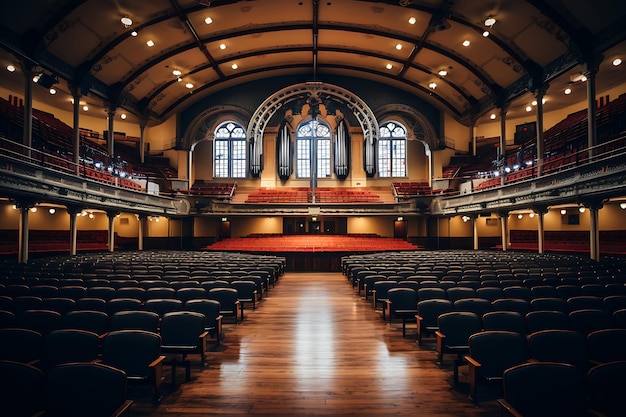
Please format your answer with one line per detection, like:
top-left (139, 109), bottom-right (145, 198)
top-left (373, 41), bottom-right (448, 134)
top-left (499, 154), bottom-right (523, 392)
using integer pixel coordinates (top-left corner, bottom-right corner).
top-left (133, 272), bottom-right (500, 417)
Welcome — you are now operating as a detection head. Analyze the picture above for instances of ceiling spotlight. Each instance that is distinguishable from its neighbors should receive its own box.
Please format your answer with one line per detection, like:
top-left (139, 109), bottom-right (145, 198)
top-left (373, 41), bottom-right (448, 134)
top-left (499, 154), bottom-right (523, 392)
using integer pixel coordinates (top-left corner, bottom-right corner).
top-left (613, 58), bottom-right (622, 66)
top-left (482, 30), bottom-right (490, 37)
top-left (484, 17), bottom-right (496, 27)
top-left (49, 88), bottom-right (56, 95)
top-left (517, 214), bottom-right (523, 219)
top-left (6, 64), bottom-right (15, 72)
top-left (220, 43), bottom-right (227, 50)
top-left (32, 74), bottom-right (41, 83)
top-left (620, 202), bottom-right (626, 210)
top-left (578, 207), bottom-right (585, 213)
top-left (490, 113), bottom-right (496, 120)
top-left (529, 212), bottom-right (535, 218)
top-left (48, 208), bottom-right (56, 214)
top-left (428, 82), bottom-right (437, 89)
top-left (205, 16), bottom-right (213, 24)
top-left (532, 100), bottom-right (538, 106)
top-left (120, 113), bottom-right (127, 120)
top-left (462, 40), bottom-right (470, 47)
top-left (83, 105), bottom-right (89, 111)
top-left (438, 69), bottom-right (448, 77)
top-left (564, 87), bottom-right (572, 95)
top-left (177, 77), bottom-right (182, 82)
top-left (525, 105), bottom-right (532, 112)
top-left (408, 17), bottom-right (416, 25)
top-left (386, 63), bottom-right (393, 70)
top-left (395, 43), bottom-right (402, 50)
top-left (30, 207), bottom-right (37, 213)
top-left (185, 82), bottom-right (194, 89)
top-left (88, 213), bottom-right (95, 219)
top-left (131, 31), bottom-right (138, 37)
top-left (581, 75), bottom-right (587, 82)
top-left (231, 63), bottom-right (238, 70)
top-left (121, 16), bottom-right (133, 27)
top-left (560, 209), bottom-right (567, 215)
top-left (172, 69), bottom-right (182, 76)
top-left (146, 40), bottom-right (155, 47)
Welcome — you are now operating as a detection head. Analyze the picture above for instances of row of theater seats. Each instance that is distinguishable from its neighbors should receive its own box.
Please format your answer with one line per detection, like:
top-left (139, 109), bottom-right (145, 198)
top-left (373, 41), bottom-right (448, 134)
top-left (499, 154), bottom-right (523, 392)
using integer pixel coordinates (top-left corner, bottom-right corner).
top-left (505, 229), bottom-right (626, 254)
top-left (0, 230), bottom-right (114, 256)
top-left (245, 187), bottom-right (383, 203)
top-left (178, 182), bottom-right (237, 198)
top-left (0, 250), bottom-right (286, 415)
top-left (205, 234), bottom-right (419, 252)
top-left (343, 250), bottom-right (626, 416)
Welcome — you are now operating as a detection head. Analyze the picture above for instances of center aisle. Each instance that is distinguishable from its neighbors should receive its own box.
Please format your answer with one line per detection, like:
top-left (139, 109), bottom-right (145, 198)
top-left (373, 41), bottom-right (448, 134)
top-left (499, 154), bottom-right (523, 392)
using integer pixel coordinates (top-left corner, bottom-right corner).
top-left (144, 272), bottom-right (500, 416)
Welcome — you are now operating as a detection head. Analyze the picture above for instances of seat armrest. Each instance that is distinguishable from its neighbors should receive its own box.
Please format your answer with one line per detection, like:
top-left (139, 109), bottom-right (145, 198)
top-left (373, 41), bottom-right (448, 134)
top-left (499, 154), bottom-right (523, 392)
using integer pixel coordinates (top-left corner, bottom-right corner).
top-left (465, 355), bottom-right (482, 404)
top-left (112, 399), bottom-right (134, 417)
top-left (497, 399), bottom-right (524, 417)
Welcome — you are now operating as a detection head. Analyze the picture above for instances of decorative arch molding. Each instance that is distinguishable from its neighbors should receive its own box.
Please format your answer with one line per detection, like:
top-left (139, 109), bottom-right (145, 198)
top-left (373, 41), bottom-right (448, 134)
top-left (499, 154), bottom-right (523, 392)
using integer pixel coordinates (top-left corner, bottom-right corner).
top-left (247, 82), bottom-right (379, 177)
top-left (183, 105), bottom-right (251, 151)
top-left (375, 104), bottom-right (439, 152)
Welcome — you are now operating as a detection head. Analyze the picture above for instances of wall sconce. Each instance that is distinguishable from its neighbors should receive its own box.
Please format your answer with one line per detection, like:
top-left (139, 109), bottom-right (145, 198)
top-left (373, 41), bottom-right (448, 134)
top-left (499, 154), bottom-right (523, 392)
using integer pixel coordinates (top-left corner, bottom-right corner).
top-left (48, 208), bottom-right (56, 215)
top-left (578, 207), bottom-right (585, 213)
top-left (620, 202), bottom-right (626, 210)
top-left (560, 209), bottom-right (567, 215)
top-left (517, 214), bottom-right (523, 219)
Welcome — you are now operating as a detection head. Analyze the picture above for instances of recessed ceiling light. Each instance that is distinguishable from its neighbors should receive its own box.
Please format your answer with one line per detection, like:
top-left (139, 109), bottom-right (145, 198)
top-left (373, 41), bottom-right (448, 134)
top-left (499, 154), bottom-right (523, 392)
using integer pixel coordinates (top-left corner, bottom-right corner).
top-left (205, 17), bottom-right (213, 24)
top-left (49, 88), bottom-right (56, 95)
top-left (438, 69), bottom-right (447, 77)
top-left (6, 64), bottom-right (15, 72)
top-left (482, 30), bottom-right (490, 37)
top-left (408, 17), bottom-right (416, 25)
top-left (48, 208), bottom-right (55, 214)
top-left (395, 43), bottom-right (402, 50)
top-left (120, 113), bottom-right (127, 120)
top-left (231, 63), bottom-right (238, 70)
top-left (532, 100), bottom-right (538, 106)
top-left (220, 43), bottom-right (226, 50)
top-left (146, 40), bottom-right (155, 47)
top-left (525, 106), bottom-right (532, 112)
top-left (462, 40), bottom-right (470, 47)
top-left (83, 105), bottom-right (89, 111)
top-left (185, 83), bottom-right (194, 89)
top-left (490, 113), bottom-right (496, 120)
top-left (581, 75), bottom-right (587, 82)
top-left (131, 31), bottom-right (138, 37)
top-left (613, 58), bottom-right (622, 66)
top-left (172, 69), bottom-right (182, 76)
top-left (564, 87), bottom-right (572, 95)
top-left (428, 82), bottom-right (437, 89)
top-left (386, 63), bottom-right (393, 70)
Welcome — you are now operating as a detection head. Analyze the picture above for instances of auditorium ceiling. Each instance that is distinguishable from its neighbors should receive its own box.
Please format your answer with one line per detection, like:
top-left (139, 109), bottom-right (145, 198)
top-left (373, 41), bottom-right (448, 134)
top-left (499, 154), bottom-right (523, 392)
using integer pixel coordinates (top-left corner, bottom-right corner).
top-left (0, 0), bottom-right (625, 126)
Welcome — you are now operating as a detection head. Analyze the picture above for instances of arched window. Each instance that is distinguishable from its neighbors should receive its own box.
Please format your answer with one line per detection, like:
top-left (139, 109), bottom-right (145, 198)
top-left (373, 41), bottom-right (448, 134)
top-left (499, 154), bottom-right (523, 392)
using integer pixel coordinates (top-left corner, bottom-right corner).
top-left (378, 121), bottom-right (407, 177)
top-left (214, 121), bottom-right (247, 178)
top-left (296, 120), bottom-right (331, 178)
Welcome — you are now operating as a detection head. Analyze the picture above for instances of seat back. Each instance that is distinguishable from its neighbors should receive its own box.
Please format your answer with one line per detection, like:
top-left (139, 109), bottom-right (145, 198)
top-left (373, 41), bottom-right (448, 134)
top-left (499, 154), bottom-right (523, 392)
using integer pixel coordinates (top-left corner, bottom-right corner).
top-left (437, 312), bottom-right (481, 347)
top-left (62, 310), bottom-right (110, 335)
top-left (185, 299), bottom-right (222, 328)
top-left (102, 330), bottom-right (162, 379)
top-left (0, 328), bottom-right (43, 363)
top-left (525, 310), bottom-right (570, 334)
top-left (527, 329), bottom-right (589, 372)
top-left (16, 309), bottom-right (63, 336)
top-left (160, 311), bottom-right (205, 347)
top-left (41, 329), bottom-right (100, 371)
top-left (587, 360), bottom-right (626, 417)
top-left (482, 311), bottom-right (526, 335)
top-left (109, 310), bottom-right (160, 333)
top-left (468, 331), bottom-right (527, 379)
top-left (453, 298), bottom-right (492, 319)
top-left (387, 288), bottom-right (418, 310)
top-left (417, 299), bottom-right (454, 327)
top-left (502, 362), bottom-right (586, 417)
top-left (44, 362), bottom-right (130, 417)
top-left (587, 328), bottom-right (626, 363)
top-left (0, 359), bottom-right (45, 417)
top-left (568, 308), bottom-right (612, 336)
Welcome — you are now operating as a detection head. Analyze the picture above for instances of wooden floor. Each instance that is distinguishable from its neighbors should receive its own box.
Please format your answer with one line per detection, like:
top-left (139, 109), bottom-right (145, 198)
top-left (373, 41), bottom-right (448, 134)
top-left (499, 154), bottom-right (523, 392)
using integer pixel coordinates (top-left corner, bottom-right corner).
top-left (132, 272), bottom-right (501, 417)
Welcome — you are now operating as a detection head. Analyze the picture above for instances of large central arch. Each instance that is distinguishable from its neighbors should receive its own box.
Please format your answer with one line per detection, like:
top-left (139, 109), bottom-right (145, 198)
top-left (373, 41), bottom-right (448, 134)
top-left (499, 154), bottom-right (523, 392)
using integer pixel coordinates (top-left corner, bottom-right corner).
top-left (247, 82), bottom-right (379, 177)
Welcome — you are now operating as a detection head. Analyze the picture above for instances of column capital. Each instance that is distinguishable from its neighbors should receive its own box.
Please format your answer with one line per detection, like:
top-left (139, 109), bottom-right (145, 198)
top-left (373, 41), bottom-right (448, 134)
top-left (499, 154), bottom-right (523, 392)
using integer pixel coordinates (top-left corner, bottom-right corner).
top-left (531, 205), bottom-right (549, 215)
top-left (534, 82), bottom-right (550, 98)
top-left (581, 198), bottom-right (605, 211)
top-left (13, 198), bottom-right (37, 210)
top-left (106, 210), bottom-right (121, 219)
top-left (65, 204), bottom-right (84, 216)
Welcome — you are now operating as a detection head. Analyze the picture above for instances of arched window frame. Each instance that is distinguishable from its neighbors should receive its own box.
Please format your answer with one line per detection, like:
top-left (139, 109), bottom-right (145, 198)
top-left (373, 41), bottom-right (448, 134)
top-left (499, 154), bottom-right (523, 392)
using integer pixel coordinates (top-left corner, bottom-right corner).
top-left (213, 121), bottom-right (247, 178)
top-left (295, 119), bottom-right (332, 179)
top-left (378, 120), bottom-right (407, 178)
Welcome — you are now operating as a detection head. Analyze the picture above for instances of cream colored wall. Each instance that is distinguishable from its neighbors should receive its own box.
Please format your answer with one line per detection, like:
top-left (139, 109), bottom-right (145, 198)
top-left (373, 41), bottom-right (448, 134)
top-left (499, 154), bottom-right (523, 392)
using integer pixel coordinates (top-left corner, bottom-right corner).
top-left (231, 216), bottom-right (282, 238)
top-left (407, 140), bottom-right (429, 180)
top-left (347, 216), bottom-right (394, 237)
